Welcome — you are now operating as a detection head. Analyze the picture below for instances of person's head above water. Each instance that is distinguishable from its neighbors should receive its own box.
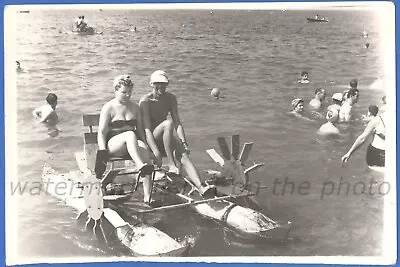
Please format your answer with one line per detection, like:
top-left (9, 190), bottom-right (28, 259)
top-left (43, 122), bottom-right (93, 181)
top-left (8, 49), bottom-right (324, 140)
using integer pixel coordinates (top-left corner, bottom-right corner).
top-left (326, 107), bottom-right (339, 123)
top-left (292, 98), bottom-right (304, 112)
top-left (16, 61), bottom-right (21, 69)
top-left (368, 105), bottom-right (379, 117)
top-left (347, 88), bottom-right (360, 104)
top-left (301, 71), bottom-right (308, 79)
top-left (315, 88), bottom-right (326, 101)
top-left (46, 93), bottom-right (58, 107)
top-left (350, 79), bottom-right (358, 89)
top-left (81, 16), bottom-right (85, 19)
top-left (332, 92), bottom-right (343, 103)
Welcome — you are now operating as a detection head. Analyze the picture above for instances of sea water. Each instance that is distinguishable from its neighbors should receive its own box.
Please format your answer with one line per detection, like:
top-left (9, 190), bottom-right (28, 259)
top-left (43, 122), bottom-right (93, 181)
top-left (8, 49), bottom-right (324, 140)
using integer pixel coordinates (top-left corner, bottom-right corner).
top-left (10, 8), bottom-right (389, 259)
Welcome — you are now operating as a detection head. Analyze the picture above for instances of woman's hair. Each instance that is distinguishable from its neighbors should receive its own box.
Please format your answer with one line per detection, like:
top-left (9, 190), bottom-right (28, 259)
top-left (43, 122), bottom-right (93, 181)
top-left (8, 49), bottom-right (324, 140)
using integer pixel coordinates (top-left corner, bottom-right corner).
top-left (113, 75), bottom-right (133, 91)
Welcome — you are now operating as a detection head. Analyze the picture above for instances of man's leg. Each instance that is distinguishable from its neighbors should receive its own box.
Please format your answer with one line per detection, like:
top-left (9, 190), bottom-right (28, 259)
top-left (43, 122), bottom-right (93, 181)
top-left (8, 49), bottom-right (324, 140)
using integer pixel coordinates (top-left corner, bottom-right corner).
top-left (153, 120), bottom-right (178, 172)
top-left (171, 133), bottom-right (214, 195)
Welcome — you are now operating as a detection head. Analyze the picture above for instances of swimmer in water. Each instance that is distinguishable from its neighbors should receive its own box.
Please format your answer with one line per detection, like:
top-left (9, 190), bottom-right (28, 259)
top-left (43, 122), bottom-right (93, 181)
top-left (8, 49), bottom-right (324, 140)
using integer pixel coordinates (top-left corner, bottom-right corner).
top-left (298, 71), bottom-right (310, 84)
top-left (342, 110), bottom-right (386, 168)
top-left (32, 93), bottom-right (59, 123)
top-left (308, 88), bottom-right (326, 110)
top-left (362, 105), bottom-right (379, 122)
top-left (327, 93), bottom-right (343, 113)
top-left (318, 107), bottom-right (340, 135)
top-left (350, 79), bottom-right (358, 90)
top-left (290, 98), bottom-right (304, 117)
top-left (338, 88), bottom-right (360, 122)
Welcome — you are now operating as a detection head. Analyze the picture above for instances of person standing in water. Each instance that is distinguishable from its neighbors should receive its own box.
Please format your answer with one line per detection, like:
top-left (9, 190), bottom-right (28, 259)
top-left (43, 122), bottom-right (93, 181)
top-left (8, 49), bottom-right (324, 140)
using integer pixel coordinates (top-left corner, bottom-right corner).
top-left (342, 110), bottom-right (386, 168)
top-left (308, 88), bottom-right (326, 110)
top-left (318, 108), bottom-right (340, 135)
top-left (362, 105), bottom-right (379, 122)
top-left (327, 93), bottom-right (343, 113)
top-left (139, 70), bottom-right (216, 197)
top-left (339, 88), bottom-right (360, 122)
top-left (32, 93), bottom-right (59, 123)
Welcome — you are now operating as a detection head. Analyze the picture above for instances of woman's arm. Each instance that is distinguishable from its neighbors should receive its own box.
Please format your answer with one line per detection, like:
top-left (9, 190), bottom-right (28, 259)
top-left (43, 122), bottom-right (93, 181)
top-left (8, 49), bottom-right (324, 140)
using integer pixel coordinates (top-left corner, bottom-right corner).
top-left (98, 104), bottom-right (111, 150)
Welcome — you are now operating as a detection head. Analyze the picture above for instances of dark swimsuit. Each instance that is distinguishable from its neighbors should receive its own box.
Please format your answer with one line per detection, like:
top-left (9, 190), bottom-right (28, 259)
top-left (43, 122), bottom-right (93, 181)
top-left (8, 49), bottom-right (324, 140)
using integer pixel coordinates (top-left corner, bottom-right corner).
top-left (107, 119), bottom-right (140, 142)
top-left (366, 115), bottom-right (385, 167)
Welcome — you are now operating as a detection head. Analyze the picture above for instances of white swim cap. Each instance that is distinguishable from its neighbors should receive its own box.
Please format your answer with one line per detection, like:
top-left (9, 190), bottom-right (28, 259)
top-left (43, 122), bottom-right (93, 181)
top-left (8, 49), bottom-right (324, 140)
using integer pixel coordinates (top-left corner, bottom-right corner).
top-left (291, 98), bottom-right (304, 109)
top-left (326, 107), bottom-right (339, 122)
top-left (332, 93), bottom-right (343, 101)
top-left (150, 70), bottom-right (169, 84)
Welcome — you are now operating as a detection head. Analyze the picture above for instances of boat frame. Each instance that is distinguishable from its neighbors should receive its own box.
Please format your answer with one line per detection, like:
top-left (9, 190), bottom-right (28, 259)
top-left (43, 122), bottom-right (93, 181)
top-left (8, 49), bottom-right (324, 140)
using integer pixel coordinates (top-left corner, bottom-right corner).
top-left (41, 114), bottom-right (291, 256)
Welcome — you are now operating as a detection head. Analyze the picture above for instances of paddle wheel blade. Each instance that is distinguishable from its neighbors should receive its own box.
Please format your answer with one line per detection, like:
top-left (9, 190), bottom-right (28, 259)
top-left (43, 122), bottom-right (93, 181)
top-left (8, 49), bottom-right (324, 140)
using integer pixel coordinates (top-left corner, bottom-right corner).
top-left (244, 163), bottom-right (265, 174)
top-left (231, 135), bottom-right (240, 160)
top-left (239, 142), bottom-right (253, 164)
top-left (206, 149), bottom-right (225, 166)
top-left (217, 137), bottom-right (231, 160)
top-left (230, 162), bottom-right (247, 185)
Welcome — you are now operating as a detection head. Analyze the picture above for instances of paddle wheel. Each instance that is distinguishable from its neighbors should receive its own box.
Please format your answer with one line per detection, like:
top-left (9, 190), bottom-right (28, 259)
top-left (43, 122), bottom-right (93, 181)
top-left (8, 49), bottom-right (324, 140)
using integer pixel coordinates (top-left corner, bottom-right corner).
top-left (204, 135), bottom-right (266, 208)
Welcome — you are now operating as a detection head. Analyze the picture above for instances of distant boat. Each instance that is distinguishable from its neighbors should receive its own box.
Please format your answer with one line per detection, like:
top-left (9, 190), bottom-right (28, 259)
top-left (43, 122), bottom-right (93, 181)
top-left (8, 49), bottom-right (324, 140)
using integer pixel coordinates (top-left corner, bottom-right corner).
top-left (17, 10), bottom-right (30, 13)
top-left (307, 17), bottom-right (329, 22)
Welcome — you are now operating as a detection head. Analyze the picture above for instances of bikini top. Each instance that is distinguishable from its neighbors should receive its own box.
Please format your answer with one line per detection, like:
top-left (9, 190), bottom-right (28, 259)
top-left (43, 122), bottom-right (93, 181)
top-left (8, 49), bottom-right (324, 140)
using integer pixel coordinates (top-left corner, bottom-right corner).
top-left (109, 119), bottom-right (137, 129)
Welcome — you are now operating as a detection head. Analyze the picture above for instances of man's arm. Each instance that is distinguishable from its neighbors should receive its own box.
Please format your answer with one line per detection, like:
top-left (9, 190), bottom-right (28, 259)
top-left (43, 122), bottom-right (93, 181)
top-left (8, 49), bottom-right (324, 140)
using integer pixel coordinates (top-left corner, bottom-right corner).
top-left (342, 119), bottom-right (377, 162)
top-left (170, 95), bottom-right (188, 148)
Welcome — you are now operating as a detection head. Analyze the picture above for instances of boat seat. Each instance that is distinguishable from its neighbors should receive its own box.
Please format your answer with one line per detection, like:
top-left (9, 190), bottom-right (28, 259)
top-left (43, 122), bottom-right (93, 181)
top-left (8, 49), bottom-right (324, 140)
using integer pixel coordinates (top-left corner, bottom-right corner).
top-left (83, 114), bottom-right (134, 172)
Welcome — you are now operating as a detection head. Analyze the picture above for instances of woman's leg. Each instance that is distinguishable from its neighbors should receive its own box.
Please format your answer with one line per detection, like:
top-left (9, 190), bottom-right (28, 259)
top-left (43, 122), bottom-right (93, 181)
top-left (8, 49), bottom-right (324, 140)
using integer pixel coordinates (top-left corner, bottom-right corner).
top-left (108, 132), bottom-right (152, 202)
top-left (137, 141), bottom-right (153, 202)
top-left (108, 131), bottom-right (145, 168)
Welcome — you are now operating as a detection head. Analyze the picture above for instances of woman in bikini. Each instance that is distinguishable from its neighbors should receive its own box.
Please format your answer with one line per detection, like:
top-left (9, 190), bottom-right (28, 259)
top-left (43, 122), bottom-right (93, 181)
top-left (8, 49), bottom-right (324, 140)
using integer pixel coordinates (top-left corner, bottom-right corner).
top-left (342, 110), bottom-right (386, 168)
top-left (98, 75), bottom-right (154, 204)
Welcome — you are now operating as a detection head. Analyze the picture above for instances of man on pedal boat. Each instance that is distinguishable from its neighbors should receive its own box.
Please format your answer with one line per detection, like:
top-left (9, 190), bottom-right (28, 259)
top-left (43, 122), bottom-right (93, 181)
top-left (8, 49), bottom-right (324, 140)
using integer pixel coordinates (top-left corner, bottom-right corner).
top-left (140, 70), bottom-right (216, 198)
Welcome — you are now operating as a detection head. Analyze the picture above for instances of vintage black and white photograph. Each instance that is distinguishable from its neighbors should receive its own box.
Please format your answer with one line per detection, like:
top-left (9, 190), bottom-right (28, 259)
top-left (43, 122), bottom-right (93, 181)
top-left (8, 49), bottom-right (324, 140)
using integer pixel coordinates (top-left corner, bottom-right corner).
top-left (5, 2), bottom-right (396, 264)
